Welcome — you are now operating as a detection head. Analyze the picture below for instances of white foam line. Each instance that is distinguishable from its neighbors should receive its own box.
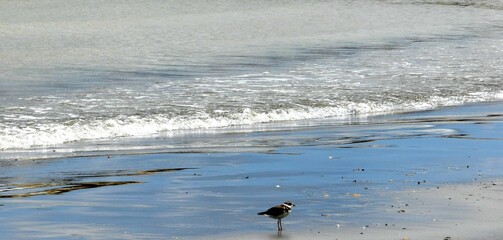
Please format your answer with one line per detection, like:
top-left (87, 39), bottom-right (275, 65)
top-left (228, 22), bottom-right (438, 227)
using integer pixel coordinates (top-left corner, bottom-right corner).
top-left (1, 93), bottom-right (502, 150)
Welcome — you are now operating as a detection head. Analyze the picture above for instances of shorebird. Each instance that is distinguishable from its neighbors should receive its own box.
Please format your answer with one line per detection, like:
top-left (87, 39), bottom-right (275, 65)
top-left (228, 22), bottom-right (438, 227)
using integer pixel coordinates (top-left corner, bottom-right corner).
top-left (258, 201), bottom-right (295, 231)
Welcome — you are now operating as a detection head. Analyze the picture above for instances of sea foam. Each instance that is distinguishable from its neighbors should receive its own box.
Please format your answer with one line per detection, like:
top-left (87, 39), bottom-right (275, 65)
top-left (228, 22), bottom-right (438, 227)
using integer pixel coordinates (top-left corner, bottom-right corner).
top-left (1, 92), bottom-right (501, 150)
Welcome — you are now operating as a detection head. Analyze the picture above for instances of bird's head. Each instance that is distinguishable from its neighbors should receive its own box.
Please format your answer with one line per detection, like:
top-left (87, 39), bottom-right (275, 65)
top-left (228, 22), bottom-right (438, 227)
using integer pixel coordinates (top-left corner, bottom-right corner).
top-left (283, 201), bottom-right (295, 209)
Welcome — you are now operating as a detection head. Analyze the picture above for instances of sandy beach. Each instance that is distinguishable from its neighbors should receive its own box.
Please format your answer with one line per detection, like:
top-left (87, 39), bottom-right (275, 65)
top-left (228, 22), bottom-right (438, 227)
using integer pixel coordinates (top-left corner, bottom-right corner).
top-left (218, 179), bottom-right (503, 240)
top-left (1, 102), bottom-right (502, 239)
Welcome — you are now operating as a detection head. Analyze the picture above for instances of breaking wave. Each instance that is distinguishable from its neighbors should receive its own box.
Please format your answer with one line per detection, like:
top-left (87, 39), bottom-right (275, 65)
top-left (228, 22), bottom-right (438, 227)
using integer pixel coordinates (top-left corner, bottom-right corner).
top-left (1, 92), bottom-right (502, 150)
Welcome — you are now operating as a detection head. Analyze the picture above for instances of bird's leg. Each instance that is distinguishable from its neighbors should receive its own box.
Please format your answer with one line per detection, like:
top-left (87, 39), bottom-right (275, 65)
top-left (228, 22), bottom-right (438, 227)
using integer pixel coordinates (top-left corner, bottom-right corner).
top-left (279, 218), bottom-right (283, 231)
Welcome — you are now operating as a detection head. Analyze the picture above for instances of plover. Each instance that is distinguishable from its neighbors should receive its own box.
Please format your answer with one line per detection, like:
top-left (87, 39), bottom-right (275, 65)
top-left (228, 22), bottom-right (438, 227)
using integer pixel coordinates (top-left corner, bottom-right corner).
top-left (258, 201), bottom-right (295, 231)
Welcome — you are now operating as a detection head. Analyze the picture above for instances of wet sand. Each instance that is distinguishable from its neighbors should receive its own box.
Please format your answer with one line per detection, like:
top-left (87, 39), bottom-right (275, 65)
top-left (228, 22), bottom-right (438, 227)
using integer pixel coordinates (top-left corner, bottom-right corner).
top-left (215, 179), bottom-right (503, 240)
top-left (0, 102), bottom-right (502, 239)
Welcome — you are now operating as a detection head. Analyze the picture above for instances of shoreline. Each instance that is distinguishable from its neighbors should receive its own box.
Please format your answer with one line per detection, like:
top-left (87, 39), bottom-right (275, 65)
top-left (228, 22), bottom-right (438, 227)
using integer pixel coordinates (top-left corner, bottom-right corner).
top-left (0, 102), bottom-right (502, 239)
top-left (2, 100), bottom-right (503, 162)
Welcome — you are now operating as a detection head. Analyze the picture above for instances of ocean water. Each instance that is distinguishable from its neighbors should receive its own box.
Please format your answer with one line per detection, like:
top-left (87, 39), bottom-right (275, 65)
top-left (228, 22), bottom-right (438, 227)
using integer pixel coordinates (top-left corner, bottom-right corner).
top-left (1, 0), bottom-right (503, 159)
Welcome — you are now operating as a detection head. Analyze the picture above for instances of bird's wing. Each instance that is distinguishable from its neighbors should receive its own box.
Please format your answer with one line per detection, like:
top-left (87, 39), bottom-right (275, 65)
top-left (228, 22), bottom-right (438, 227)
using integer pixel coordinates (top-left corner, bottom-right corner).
top-left (263, 206), bottom-right (287, 216)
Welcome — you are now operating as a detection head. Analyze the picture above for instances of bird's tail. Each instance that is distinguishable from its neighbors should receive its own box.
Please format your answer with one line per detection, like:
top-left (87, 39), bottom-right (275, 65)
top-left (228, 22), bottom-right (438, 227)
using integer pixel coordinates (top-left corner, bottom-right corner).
top-left (257, 211), bottom-right (266, 215)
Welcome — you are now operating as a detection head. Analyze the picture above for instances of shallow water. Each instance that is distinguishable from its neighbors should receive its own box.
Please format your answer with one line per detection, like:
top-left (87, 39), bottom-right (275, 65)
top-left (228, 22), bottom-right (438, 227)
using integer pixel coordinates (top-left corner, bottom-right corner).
top-left (1, 1), bottom-right (503, 157)
top-left (0, 103), bottom-right (502, 239)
